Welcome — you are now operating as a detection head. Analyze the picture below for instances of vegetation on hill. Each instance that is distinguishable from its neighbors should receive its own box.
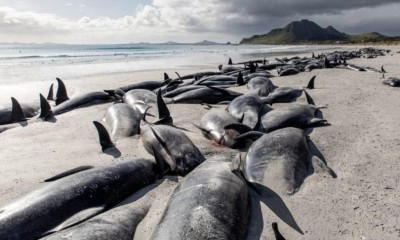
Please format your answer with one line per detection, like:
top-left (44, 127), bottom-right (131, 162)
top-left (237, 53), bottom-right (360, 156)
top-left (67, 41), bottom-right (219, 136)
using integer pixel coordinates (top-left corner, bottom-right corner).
top-left (240, 19), bottom-right (400, 45)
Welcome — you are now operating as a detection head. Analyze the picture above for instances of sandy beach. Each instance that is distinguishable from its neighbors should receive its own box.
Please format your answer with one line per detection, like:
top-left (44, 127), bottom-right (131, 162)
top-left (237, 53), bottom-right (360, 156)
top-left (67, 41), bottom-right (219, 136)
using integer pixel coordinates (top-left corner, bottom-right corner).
top-left (0, 45), bottom-right (399, 239)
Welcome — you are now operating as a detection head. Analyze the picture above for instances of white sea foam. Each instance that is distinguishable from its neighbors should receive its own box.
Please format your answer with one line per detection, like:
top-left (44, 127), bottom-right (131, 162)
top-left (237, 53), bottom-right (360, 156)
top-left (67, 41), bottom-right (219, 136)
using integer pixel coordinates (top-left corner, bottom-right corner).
top-left (0, 43), bottom-right (330, 85)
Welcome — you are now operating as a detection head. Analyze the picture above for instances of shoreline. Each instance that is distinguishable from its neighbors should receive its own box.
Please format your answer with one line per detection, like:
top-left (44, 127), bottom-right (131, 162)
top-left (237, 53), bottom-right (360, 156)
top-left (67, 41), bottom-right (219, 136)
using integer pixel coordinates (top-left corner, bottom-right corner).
top-left (0, 45), bottom-right (399, 239)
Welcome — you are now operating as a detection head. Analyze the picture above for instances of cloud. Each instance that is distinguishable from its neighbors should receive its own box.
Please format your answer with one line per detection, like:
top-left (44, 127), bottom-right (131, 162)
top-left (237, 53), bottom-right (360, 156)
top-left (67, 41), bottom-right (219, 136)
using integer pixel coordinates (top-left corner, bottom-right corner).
top-left (0, 1), bottom-right (399, 44)
top-left (143, 0), bottom-right (400, 36)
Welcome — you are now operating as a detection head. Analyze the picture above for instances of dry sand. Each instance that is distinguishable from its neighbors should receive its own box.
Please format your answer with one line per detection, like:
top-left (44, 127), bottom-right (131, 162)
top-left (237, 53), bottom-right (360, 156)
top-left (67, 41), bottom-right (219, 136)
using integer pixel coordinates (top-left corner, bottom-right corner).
top-left (0, 46), bottom-right (399, 239)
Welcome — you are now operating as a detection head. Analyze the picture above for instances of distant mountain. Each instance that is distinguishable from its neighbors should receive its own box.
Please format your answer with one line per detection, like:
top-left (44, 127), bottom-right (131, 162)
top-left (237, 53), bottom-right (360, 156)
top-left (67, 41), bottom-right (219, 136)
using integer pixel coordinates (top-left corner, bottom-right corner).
top-left (240, 19), bottom-right (398, 44)
top-left (193, 40), bottom-right (219, 45)
top-left (157, 40), bottom-right (222, 45)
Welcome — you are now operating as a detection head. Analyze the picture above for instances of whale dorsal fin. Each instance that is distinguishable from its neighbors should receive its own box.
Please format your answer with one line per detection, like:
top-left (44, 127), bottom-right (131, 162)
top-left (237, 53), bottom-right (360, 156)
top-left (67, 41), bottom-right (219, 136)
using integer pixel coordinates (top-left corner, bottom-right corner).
top-left (164, 72), bottom-right (170, 81)
top-left (55, 78), bottom-right (69, 105)
top-left (305, 75), bottom-right (316, 89)
top-left (10, 97), bottom-right (26, 122)
top-left (154, 89), bottom-right (172, 125)
top-left (93, 121), bottom-right (114, 152)
top-left (39, 94), bottom-right (52, 119)
top-left (324, 57), bottom-right (332, 68)
top-left (47, 83), bottom-right (54, 101)
top-left (236, 72), bottom-right (244, 86)
top-left (44, 166), bottom-right (94, 182)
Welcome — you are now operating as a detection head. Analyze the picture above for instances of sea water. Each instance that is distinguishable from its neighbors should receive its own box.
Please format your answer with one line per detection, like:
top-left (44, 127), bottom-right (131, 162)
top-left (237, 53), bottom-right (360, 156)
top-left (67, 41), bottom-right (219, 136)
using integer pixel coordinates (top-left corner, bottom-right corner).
top-left (0, 43), bottom-right (329, 85)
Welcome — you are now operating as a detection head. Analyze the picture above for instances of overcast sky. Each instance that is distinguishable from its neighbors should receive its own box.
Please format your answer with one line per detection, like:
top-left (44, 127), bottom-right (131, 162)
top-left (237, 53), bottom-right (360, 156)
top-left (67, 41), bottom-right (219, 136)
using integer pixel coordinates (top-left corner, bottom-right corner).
top-left (0, 0), bottom-right (399, 44)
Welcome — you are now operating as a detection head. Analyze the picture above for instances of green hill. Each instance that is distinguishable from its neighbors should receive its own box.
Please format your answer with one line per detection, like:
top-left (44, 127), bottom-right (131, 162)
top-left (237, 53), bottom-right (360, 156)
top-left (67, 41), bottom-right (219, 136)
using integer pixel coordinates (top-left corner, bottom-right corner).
top-left (240, 20), bottom-right (398, 44)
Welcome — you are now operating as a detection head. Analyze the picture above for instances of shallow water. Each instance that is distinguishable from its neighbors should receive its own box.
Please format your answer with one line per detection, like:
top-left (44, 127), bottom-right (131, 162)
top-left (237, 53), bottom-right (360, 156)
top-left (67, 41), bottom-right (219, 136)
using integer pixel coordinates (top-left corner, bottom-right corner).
top-left (0, 43), bottom-right (330, 85)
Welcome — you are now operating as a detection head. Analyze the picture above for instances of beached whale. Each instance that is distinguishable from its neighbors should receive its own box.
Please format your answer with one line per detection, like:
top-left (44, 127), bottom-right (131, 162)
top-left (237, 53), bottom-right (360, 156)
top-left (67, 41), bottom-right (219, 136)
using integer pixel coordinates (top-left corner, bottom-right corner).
top-left (172, 71), bottom-right (221, 81)
top-left (141, 125), bottom-right (206, 176)
top-left (247, 76), bottom-right (277, 93)
top-left (51, 91), bottom-right (114, 116)
top-left (193, 72), bottom-right (244, 86)
top-left (0, 97), bottom-right (38, 125)
top-left (0, 94), bottom-right (52, 133)
top-left (278, 67), bottom-right (301, 76)
top-left (122, 89), bottom-right (157, 114)
top-left (227, 93), bottom-right (272, 129)
top-left (41, 179), bottom-right (177, 240)
top-left (151, 156), bottom-right (249, 240)
top-left (169, 86), bottom-right (242, 104)
top-left (96, 89), bottom-right (172, 148)
top-left (103, 103), bottom-right (142, 140)
top-left (236, 127), bottom-right (336, 195)
top-left (260, 87), bottom-right (304, 104)
top-left (383, 77), bottom-right (400, 87)
top-left (194, 109), bottom-right (250, 148)
top-left (113, 81), bottom-right (163, 93)
top-left (0, 159), bottom-right (163, 240)
top-left (260, 103), bottom-right (327, 133)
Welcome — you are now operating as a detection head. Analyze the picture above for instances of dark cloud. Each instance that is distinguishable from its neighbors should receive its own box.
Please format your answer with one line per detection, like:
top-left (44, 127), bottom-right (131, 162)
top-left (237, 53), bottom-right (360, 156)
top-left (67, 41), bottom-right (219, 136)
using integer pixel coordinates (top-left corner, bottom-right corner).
top-left (223, 0), bottom-right (399, 17)
top-left (206, 1), bottom-right (400, 38)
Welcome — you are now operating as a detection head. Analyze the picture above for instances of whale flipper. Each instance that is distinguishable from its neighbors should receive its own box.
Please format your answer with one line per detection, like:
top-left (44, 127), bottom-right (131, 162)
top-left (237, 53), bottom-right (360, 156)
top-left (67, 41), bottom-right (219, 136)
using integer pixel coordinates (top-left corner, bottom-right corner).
top-left (304, 90), bottom-right (315, 106)
top-left (224, 123), bottom-right (252, 134)
top-left (55, 78), bottom-right (69, 105)
top-left (93, 121), bottom-right (115, 152)
top-left (272, 222), bottom-right (286, 240)
top-left (44, 166), bottom-right (94, 182)
top-left (149, 126), bottom-right (176, 171)
top-left (46, 206), bottom-right (105, 235)
top-left (10, 97), bottom-right (27, 122)
top-left (234, 131), bottom-right (264, 142)
top-left (151, 145), bottom-right (170, 176)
